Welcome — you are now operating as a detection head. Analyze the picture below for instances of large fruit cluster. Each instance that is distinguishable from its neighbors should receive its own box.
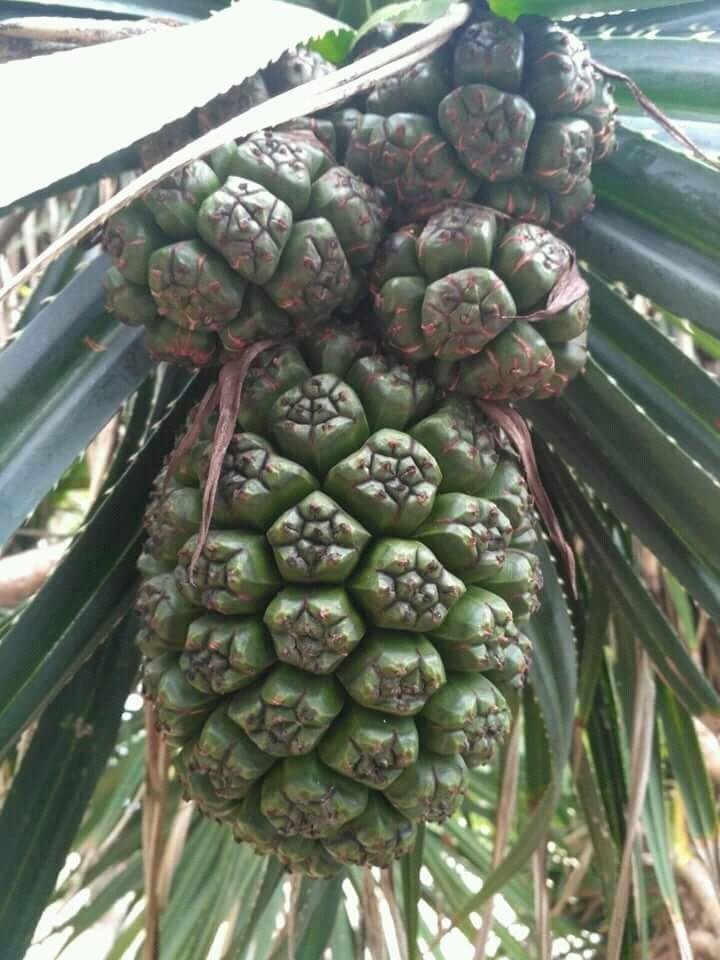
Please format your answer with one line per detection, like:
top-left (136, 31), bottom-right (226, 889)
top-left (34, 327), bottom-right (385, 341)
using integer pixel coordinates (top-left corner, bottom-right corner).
top-left (137, 341), bottom-right (540, 875)
top-left (334, 11), bottom-right (616, 229)
top-left (124, 9), bottom-right (592, 876)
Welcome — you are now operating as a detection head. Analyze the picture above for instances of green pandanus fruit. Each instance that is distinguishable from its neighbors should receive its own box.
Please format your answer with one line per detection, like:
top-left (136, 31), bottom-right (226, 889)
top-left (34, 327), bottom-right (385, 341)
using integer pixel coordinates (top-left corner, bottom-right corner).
top-left (103, 131), bottom-right (387, 367)
top-left (338, 11), bottom-right (614, 230)
top-left (137, 337), bottom-right (546, 874)
top-left (373, 203), bottom-right (589, 401)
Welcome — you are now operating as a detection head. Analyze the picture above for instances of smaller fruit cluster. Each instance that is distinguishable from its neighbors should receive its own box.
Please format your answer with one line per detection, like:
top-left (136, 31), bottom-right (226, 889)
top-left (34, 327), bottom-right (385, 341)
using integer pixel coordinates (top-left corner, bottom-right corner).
top-left (371, 203), bottom-right (589, 402)
top-left (103, 130), bottom-right (387, 367)
top-left (333, 12), bottom-right (616, 229)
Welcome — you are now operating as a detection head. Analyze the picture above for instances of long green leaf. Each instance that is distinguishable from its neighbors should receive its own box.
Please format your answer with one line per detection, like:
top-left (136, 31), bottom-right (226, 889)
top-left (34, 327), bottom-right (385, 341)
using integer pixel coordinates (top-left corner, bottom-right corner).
top-left (183, 846), bottom-right (261, 960)
top-left (587, 659), bottom-right (628, 850)
top-left (559, 360), bottom-right (720, 575)
top-left (226, 857), bottom-right (286, 958)
top-left (587, 274), bottom-right (720, 478)
top-left (574, 739), bottom-right (620, 907)
top-left (0, 148), bottom-right (138, 219)
top-left (644, 723), bottom-right (687, 939)
top-left (19, 186), bottom-right (100, 329)
top-left (156, 821), bottom-right (229, 958)
top-left (658, 686), bottom-right (719, 845)
top-left (590, 37), bottom-right (720, 120)
top-left (592, 127), bottom-right (720, 260)
top-left (493, 0), bottom-right (703, 18)
top-left (0, 617), bottom-right (139, 958)
top-left (2, 1), bottom-right (222, 19)
top-left (55, 854), bottom-right (143, 949)
top-left (355, 0), bottom-right (454, 37)
top-left (296, 875), bottom-right (345, 959)
top-left (576, 584), bottom-right (609, 726)
top-left (105, 912), bottom-right (145, 960)
top-left (539, 452), bottom-right (720, 716)
top-left (2, 2), bottom-right (345, 208)
top-left (0, 255), bottom-right (152, 547)
top-left (569, 205), bottom-right (720, 339)
top-left (327, 903), bottom-right (358, 959)
top-left (0, 577), bottom-right (136, 762)
top-left (0, 375), bottom-right (202, 758)
top-left (526, 404), bottom-right (720, 621)
top-left (401, 822), bottom-right (425, 960)
top-left (573, 1), bottom-right (720, 38)
top-left (76, 735), bottom-right (145, 846)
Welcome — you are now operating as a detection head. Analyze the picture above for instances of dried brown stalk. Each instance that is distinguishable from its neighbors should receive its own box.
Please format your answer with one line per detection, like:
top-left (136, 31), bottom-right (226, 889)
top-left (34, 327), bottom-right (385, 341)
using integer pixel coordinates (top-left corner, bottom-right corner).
top-left (142, 702), bottom-right (170, 960)
top-left (477, 403), bottom-right (578, 596)
top-left (0, 16), bottom-right (182, 62)
top-left (0, 542), bottom-right (66, 606)
top-left (473, 717), bottom-right (521, 959)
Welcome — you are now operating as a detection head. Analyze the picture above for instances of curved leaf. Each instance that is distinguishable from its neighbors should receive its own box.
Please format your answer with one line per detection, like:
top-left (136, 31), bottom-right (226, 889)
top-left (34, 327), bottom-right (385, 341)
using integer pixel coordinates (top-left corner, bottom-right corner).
top-left (573, 1), bottom-right (720, 38)
top-left (568, 204), bottom-right (720, 338)
top-left (355, 0), bottom-right (453, 37)
top-left (575, 735), bottom-right (620, 907)
top-left (156, 821), bottom-right (234, 958)
top-left (19, 186), bottom-right (100, 328)
top-left (225, 858), bottom-right (286, 957)
top-left (1, 1), bottom-right (222, 18)
top-left (1, 1), bottom-right (345, 208)
top-left (295, 876), bottom-right (345, 960)
top-left (590, 37), bottom-right (720, 120)
top-left (592, 128), bottom-right (720, 259)
top-left (644, 727), bottom-right (686, 940)
top-left (538, 451), bottom-right (720, 716)
top-left (525, 401), bottom-right (720, 622)
top-left (0, 374), bottom-right (202, 758)
top-left (492, 0), bottom-right (703, 19)
top-left (559, 360), bottom-right (720, 575)
top-left (658, 687), bottom-right (719, 845)
top-left (619, 116), bottom-right (720, 156)
top-left (587, 274), bottom-right (720, 478)
top-left (0, 149), bottom-right (136, 219)
top-left (0, 255), bottom-right (152, 547)
top-left (401, 822), bottom-right (424, 960)
top-left (0, 616), bottom-right (139, 959)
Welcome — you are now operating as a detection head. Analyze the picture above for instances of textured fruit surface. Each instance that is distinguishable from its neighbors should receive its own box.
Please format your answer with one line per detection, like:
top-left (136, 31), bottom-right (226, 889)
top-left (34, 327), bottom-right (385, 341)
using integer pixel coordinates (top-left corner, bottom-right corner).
top-left (373, 203), bottom-right (588, 401)
top-left (138, 343), bottom-right (541, 873)
top-left (104, 130), bottom-right (387, 367)
top-left (107, 12), bottom-right (600, 375)
top-left (339, 11), bottom-right (613, 231)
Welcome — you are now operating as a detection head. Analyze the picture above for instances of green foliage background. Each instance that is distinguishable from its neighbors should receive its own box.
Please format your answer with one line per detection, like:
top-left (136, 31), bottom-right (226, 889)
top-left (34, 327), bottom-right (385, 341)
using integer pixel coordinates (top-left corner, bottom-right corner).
top-left (0, 1), bottom-right (718, 957)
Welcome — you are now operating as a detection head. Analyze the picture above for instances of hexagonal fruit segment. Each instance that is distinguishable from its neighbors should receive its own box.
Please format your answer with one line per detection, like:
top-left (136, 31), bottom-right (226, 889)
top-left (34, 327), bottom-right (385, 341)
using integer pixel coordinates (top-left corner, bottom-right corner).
top-left (263, 586), bottom-right (366, 674)
top-left (260, 752), bottom-right (367, 838)
top-left (338, 628), bottom-right (445, 715)
top-left (319, 704), bottom-right (419, 789)
top-left (175, 531), bottom-right (281, 615)
top-left (324, 429), bottom-right (442, 537)
top-left (267, 491), bottom-right (371, 583)
top-left (349, 539), bottom-right (465, 632)
top-left (229, 663), bottom-right (344, 756)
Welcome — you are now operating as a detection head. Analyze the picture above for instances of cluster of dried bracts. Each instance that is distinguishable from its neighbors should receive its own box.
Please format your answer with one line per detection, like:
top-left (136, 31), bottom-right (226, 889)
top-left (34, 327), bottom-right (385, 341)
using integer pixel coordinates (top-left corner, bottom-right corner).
top-left (106, 9), bottom-right (610, 876)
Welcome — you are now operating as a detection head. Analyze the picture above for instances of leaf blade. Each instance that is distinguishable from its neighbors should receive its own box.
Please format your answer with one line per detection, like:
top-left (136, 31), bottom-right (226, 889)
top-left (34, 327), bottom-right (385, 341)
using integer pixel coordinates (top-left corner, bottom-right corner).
top-left (0, 616), bottom-right (139, 959)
